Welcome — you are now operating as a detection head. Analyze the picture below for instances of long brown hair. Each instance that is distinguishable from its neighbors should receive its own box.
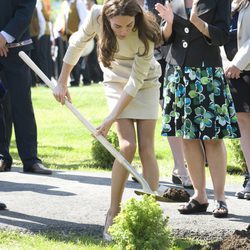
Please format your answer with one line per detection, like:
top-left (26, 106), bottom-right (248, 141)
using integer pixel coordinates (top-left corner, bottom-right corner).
top-left (99, 0), bottom-right (161, 68)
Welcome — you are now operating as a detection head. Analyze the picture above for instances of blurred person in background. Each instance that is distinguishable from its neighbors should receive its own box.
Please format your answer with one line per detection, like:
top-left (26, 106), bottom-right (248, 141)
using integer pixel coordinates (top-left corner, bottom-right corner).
top-left (224, 0), bottom-right (250, 200)
top-left (36, 0), bottom-right (53, 83)
top-left (82, 0), bottom-right (103, 84)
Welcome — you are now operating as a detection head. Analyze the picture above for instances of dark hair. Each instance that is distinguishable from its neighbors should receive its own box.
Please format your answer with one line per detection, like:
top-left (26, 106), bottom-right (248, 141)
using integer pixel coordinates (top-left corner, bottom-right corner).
top-left (99, 0), bottom-right (161, 68)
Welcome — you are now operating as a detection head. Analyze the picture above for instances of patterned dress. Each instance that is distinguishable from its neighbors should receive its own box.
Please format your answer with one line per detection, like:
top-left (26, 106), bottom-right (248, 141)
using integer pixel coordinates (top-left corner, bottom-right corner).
top-left (162, 65), bottom-right (240, 140)
top-left (161, 5), bottom-right (240, 140)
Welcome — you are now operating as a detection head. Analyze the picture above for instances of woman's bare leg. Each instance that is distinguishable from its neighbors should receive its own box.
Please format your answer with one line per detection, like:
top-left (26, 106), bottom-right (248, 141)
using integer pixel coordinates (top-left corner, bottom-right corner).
top-left (168, 137), bottom-right (186, 174)
top-left (183, 139), bottom-right (207, 204)
top-left (168, 137), bottom-right (192, 187)
top-left (137, 119), bottom-right (159, 191)
top-left (237, 113), bottom-right (250, 174)
top-left (203, 139), bottom-right (227, 202)
top-left (105, 119), bottom-right (136, 233)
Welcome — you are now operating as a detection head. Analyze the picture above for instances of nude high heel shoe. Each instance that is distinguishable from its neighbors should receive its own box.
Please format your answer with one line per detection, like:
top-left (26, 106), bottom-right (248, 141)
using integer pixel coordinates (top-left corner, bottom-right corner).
top-left (103, 211), bottom-right (113, 242)
top-left (172, 173), bottom-right (193, 189)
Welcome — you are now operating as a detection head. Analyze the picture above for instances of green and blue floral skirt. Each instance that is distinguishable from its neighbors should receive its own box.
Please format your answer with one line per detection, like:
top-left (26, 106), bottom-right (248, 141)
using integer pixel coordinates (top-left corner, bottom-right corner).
top-left (161, 65), bottom-right (240, 140)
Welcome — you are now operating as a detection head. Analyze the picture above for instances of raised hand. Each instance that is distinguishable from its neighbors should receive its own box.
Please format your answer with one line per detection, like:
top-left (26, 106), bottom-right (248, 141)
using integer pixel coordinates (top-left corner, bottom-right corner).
top-left (155, 1), bottom-right (174, 24)
top-left (0, 34), bottom-right (8, 57)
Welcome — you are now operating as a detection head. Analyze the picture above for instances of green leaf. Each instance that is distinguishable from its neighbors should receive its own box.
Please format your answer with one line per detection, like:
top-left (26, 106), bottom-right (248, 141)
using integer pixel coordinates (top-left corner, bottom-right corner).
top-left (189, 90), bottom-right (198, 98)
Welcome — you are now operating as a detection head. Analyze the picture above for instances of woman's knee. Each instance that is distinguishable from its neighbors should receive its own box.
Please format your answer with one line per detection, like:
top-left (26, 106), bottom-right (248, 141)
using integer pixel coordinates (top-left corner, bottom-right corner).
top-left (119, 140), bottom-right (136, 157)
top-left (138, 142), bottom-right (154, 158)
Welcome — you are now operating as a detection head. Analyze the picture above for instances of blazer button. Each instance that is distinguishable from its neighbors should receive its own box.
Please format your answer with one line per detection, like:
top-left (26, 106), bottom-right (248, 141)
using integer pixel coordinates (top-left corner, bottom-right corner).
top-left (184, 27), bottom-right (189, 33)
top-left (183, 41), bottom-right (188, 48)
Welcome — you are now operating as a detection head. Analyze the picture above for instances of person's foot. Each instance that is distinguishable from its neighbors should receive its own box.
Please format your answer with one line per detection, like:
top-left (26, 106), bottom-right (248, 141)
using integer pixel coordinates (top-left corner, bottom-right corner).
top-left (213, 200), bottom-right (228, 218)
top-left (178, 199), bottom-right (209, 214)
top-left (23, 163), bottom-right (52, 175)
top-left (0, 201), bottom-right (7, 210)
top-left (243, 175), bottom-right (249, 188)
top-left (83, 81), bottom-right (91, 86)
top-left (172, 169), bottom-right (193, 189)
top-left (235, 179), bottom-right (250, 199)
top-left (103, 210), bottom-right (114, 242)
top-left (0, 158), bottom-right (12, 172)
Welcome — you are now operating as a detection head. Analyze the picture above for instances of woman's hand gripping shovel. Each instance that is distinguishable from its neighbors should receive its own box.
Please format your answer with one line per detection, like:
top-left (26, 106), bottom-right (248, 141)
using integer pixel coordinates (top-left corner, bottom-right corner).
top-left (19, 51), bottom-right (174, 202)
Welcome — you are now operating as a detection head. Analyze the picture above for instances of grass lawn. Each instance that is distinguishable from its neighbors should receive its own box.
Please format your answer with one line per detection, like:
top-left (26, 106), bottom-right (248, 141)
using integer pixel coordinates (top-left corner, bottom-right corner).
top-left (0, 230), bottom-right (200, 250)
top-left (4, 84), bottom-right (244, 249)
top-left (10, 84), bottom-right (176, 174)
top-left (10, 84), bottom-right (243, 183)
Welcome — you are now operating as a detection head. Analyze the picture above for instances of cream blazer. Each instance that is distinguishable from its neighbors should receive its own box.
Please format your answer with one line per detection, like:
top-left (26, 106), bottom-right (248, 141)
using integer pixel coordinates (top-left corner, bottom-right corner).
top-left (64, 5), bottom-right (161, 98)
top-left (232, 2), bottom-right (250, 71)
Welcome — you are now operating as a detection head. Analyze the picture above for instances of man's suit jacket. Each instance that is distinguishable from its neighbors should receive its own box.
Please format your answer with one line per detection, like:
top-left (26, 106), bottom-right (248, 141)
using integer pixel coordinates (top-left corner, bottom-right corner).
top-left (0, 0), bottom-right (36, 52)
top-left (165, 0), bottom-right (231, 67)
top-left (232, 2), bottom-right (250, 71)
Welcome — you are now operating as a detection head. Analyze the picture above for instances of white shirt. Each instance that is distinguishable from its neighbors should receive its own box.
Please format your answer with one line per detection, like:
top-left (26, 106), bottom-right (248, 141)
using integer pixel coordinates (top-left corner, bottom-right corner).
top-left (0, 31), bottom-right (15, 43)
top-left (76, 0), bottom-right (88, 28)
top-left (36, 0), bottom-right (46, 38)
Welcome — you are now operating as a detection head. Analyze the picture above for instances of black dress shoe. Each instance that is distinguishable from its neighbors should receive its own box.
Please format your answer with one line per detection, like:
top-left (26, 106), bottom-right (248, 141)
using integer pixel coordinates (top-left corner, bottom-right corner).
top-left (24, 163), bottom-right (52, 175)
top-left (0, 201), bottom-right (7, 210)
top-left (0, 158), bottom-right (12, 172)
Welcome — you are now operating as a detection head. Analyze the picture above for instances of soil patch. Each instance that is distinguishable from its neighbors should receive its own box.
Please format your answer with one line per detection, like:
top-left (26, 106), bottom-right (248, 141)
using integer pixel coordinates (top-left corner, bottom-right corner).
top-left (186, 225), bottom-right (250, 250)
top-left (163, 188), bottom-right (190, 202)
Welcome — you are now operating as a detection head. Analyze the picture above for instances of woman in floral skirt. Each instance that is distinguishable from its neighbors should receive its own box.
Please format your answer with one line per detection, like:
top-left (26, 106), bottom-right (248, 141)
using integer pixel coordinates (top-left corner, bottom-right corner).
top-left (156, 0), bottom-right (240, 218)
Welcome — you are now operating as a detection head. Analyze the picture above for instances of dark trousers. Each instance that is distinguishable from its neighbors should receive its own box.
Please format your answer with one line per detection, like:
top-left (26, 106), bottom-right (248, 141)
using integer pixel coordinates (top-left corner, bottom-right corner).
top-left (84, 41), bottom-right (103, 83)
top-left (0, 52), bottom-right (41, 170)
top-left (158, 58), bottom-right (167, 101)
top-left (30, 36), bottom-right (40, 86)
top-left (37, 35), bottom-right (53, 81)
top-left (54, 37), bottom-right (68, 79)
top-left (71, 57), bottom-right (84, 86)
top-left (0, 76), bottom-right (11, 163)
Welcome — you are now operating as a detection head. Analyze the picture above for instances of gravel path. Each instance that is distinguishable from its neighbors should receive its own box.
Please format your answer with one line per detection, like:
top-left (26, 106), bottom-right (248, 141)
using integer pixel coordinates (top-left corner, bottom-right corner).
top-left (0, 167), bottom-right (249, 241)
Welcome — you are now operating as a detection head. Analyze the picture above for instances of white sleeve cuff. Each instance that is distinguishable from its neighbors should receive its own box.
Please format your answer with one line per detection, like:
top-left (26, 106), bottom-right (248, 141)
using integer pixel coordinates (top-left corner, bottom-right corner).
top-left (1, 31), bottom-right (15, 43)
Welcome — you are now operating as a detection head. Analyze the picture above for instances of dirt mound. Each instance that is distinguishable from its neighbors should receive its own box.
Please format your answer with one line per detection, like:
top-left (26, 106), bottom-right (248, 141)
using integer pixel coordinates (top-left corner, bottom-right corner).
top-left (186, 225), bottom-right (250, 250)
top-left (163, 188), bottom-right (190, 202)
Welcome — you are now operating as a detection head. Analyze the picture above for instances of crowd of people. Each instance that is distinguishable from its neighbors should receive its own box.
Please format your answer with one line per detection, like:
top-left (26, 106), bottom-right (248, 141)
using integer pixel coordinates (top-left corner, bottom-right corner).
top-left (29, 0), bottom-right (103, 87)
top-left (0, 0), bottom-right (249, 243)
